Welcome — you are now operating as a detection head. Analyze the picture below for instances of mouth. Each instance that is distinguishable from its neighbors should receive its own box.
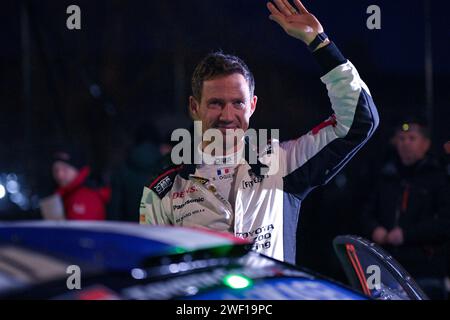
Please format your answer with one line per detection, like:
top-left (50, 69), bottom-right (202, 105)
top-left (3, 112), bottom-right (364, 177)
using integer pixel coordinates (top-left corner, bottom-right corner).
top-left (215, 126), bottom-right (239, 133)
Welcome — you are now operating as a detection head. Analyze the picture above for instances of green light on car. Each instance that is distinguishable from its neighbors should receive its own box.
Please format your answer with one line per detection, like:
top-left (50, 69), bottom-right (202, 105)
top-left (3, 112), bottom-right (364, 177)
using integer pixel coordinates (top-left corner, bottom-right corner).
top-left (223, 274), bottom-right (252, 289)
top-left (173, 247), bottom-right (186, 254)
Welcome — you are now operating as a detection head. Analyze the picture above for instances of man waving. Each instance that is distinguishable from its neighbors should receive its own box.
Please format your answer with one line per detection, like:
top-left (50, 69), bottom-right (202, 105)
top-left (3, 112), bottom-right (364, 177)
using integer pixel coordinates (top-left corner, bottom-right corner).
top-left (140, 0), bottom-right (379, 265)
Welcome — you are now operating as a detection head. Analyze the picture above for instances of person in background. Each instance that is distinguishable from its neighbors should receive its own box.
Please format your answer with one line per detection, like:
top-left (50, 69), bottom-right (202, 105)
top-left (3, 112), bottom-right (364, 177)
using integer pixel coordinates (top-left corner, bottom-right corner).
top-left (51, 146), bottom-right (111, 220)
top-left (108, 125), bottom-right (167, 222)
top-left (360, 119), bottom-right (450, 299)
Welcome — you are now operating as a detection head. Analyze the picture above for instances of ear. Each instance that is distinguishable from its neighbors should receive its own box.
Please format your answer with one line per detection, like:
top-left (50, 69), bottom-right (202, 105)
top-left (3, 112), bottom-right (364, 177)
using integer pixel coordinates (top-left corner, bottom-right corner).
top-left (249, 95), bottom-right (258, 116)
top-left (423, 137), bottom-right (431, 152)
top-left (189, 96), bottom-right (200, 120)
top-left (390, 135), bottom-right (398, 147)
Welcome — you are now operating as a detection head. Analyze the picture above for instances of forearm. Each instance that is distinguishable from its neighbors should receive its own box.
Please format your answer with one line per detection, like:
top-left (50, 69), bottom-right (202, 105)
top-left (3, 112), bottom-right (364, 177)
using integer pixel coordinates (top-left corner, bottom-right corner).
top-left (317, 43), bottom-right (379, 140)
top-left (313, 41), bottom-right (346, 75)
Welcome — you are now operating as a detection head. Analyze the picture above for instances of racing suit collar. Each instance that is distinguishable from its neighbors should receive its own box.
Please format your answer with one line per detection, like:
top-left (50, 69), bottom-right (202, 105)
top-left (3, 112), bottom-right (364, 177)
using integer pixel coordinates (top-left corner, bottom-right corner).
top-left (197, 140), bottom-right (245, 167)
top-left (178, 137), bottom-right (268, 179)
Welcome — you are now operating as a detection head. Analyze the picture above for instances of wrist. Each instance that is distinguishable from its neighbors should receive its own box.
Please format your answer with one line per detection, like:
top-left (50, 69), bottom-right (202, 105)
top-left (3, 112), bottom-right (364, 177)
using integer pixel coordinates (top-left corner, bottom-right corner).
top-left (308, 32), bottom-right (329, 52)
top-left (312, 41), bottom-right (347, 75)
top-left (313, 38), bottom-right (331, 52)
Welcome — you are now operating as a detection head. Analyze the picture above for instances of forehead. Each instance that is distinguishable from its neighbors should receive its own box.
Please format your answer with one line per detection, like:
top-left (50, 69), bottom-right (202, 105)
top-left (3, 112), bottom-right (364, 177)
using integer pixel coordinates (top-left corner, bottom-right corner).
top-left (396, 129), bottom-right (423, 139)
top-left (201, 73), bottom-right (250, 100)
top-left (52, 161), bottom-right (74, 170)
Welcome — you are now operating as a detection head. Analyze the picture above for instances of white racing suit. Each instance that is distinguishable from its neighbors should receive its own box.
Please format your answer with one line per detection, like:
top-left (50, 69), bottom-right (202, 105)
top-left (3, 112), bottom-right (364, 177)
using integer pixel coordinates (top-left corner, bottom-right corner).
top-left (140, 43), bottom-right (379, 264)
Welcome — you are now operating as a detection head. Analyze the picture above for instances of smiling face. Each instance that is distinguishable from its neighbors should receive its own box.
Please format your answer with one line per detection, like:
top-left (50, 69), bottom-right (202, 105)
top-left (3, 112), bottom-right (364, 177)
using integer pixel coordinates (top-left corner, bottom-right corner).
top-left (189, 72), bottom-right (257, 140)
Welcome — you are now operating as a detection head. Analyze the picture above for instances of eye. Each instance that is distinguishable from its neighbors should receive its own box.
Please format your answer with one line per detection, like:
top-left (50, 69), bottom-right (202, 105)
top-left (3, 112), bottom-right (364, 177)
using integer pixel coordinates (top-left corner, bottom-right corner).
top-left (207, 100), bottom-right (223, 109)
top-left (233, 101), bottom-right (245, 109)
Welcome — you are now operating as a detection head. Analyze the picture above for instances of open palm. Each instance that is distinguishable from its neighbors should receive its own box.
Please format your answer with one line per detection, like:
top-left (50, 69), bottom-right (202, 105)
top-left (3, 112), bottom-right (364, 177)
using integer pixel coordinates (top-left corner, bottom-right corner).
top-left (267, 0), bottom-right (324, 45)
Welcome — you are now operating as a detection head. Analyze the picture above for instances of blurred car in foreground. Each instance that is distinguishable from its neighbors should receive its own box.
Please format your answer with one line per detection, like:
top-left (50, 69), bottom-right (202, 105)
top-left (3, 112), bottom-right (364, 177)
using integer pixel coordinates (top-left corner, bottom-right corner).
top-left (0, 221), bottom-right (427, 300)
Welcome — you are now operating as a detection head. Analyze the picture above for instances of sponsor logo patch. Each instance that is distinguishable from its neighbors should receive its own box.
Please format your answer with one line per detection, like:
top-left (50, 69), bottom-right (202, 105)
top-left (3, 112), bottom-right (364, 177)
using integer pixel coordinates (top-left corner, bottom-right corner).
top-left (189, 176), bottom-right (209, 185)
top-left (154, 176), bottom-right (172, 195)
top-left (214, 168), bottom-right (233, 181)
top-left (172, 186), bottom-right (197, 199)
top-left (241, 175), bottom-right (266, 189)
top-left (149, 166), bottom-right (183, 199)
top-left (175, 208), bottom-right (205, 223)
top-left (173, 197), bottom-right (205, 210)
top-left (236, 224), bottom-right (275, 252)
top-left (217, 168), bottom-right (230, 176)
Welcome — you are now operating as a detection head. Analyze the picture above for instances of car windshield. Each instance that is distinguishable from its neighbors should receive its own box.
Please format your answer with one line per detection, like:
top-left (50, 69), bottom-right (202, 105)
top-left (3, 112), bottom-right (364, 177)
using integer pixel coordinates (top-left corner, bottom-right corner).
top-left (334, 236), bottom-right (428, 300)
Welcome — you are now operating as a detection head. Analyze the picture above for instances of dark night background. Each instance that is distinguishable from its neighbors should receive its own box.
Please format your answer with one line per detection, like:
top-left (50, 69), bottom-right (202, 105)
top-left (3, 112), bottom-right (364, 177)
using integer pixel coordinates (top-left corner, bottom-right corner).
top-left (0, 0), bottom-right (449, 283)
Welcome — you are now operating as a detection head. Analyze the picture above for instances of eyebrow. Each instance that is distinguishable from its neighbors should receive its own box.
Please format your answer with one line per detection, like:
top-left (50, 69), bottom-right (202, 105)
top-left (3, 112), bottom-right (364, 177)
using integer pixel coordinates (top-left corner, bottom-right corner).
top-left (206, 97), bottom-right (245, 104)
top-left (206, 98), bottom-right (225, 104)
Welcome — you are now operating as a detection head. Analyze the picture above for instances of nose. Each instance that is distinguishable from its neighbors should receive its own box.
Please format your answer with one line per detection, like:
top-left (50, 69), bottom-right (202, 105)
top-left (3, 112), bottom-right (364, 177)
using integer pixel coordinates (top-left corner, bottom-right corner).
top-left (403, 139), bottom-right (412, 147)
top-left (219, 103), bottom-right (234, 122)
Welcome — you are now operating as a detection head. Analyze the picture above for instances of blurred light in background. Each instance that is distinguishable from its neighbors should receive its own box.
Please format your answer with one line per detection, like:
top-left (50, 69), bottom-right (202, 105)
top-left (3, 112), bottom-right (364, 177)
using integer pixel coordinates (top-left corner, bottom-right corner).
top-left (0, 184), bottom-right (5, 199)
top-left (0, 173), bottom-right (37, 212)
top-left (131, 268), bottom-right (147, 280)
top-left (402, 123), bottom-right (410, 132)
top-left (6, 173), bottom-right (18, 182)
top-left (6, 180), bottom-right (20, 194)
top-left (10, 192), bottom-right (29, 209)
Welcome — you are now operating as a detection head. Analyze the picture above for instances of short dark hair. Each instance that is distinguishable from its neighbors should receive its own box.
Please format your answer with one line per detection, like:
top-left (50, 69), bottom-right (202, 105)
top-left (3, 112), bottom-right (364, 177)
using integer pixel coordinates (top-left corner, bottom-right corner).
top-left (394, 118), bottom-right (431, 139)
top-left (52, 144), bottom-right (87, 169)
top-left (191, 51), bottom-right (255, 101)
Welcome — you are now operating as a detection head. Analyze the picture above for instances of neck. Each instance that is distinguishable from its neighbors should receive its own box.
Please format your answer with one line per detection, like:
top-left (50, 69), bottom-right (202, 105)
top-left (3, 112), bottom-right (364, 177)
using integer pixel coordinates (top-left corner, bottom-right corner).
top-left (201, 141), bottom-right (240, 156)
top-left (199, 140), bottom-right (244, 166)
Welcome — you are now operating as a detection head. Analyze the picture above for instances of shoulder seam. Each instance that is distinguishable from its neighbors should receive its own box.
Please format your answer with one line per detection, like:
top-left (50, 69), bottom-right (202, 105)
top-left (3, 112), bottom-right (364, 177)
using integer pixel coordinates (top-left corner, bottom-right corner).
top-left (148, 165), bottom-right (184, 199)
top-left (148, 165), bottom-right (184, 188)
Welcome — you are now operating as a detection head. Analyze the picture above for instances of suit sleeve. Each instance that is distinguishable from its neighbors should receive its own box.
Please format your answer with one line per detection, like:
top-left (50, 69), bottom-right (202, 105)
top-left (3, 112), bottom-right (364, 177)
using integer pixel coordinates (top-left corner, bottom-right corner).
top-left (281, 42), bottom-right (379, 198)
top-left (139, 186), bottom-right (173, 225)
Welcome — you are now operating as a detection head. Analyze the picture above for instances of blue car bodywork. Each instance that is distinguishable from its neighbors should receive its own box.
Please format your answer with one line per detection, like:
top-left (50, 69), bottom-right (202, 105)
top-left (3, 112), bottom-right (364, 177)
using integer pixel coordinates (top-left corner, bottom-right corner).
top-left (0, 221), bottom-right (426, 300)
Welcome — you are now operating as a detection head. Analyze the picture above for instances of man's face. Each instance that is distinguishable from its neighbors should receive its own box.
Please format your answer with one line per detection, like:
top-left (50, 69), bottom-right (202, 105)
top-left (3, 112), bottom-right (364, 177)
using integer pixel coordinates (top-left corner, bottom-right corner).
top-left (189, 73), bottom-right (257, 138)
top-left (52, 161), bottom-right (79, 187)
top-left (394, 128), bottom-right (430, 166)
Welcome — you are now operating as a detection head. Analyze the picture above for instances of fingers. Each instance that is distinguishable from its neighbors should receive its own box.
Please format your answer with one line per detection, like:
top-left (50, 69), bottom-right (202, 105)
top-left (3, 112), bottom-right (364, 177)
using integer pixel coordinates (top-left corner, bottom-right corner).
top-left (268, 13), bottom-right (287, 30)
top-left (294, 0), bottom-right (309, 14)
top-left (267, 2), bottom-right (283, 16)
top-left (267, 2), bottom-right (287, 27)
top-left (273, 0), bottom-right (294, 17)
top-left (281, 0), bottom-right (298, 15)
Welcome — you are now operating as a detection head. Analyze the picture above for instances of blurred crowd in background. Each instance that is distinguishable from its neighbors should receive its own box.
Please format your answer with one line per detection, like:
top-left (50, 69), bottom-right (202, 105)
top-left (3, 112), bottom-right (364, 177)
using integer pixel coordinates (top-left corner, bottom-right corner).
top-left (1, 0), bottom-right (449, 298)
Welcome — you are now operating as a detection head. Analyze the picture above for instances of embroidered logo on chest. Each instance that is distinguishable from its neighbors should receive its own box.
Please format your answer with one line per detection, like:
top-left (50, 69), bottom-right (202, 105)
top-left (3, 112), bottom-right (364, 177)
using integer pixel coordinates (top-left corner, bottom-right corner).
top-left (214, 168), bottom-right (233, 181)
top-left (172, 186), bottom-right (198, 199)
